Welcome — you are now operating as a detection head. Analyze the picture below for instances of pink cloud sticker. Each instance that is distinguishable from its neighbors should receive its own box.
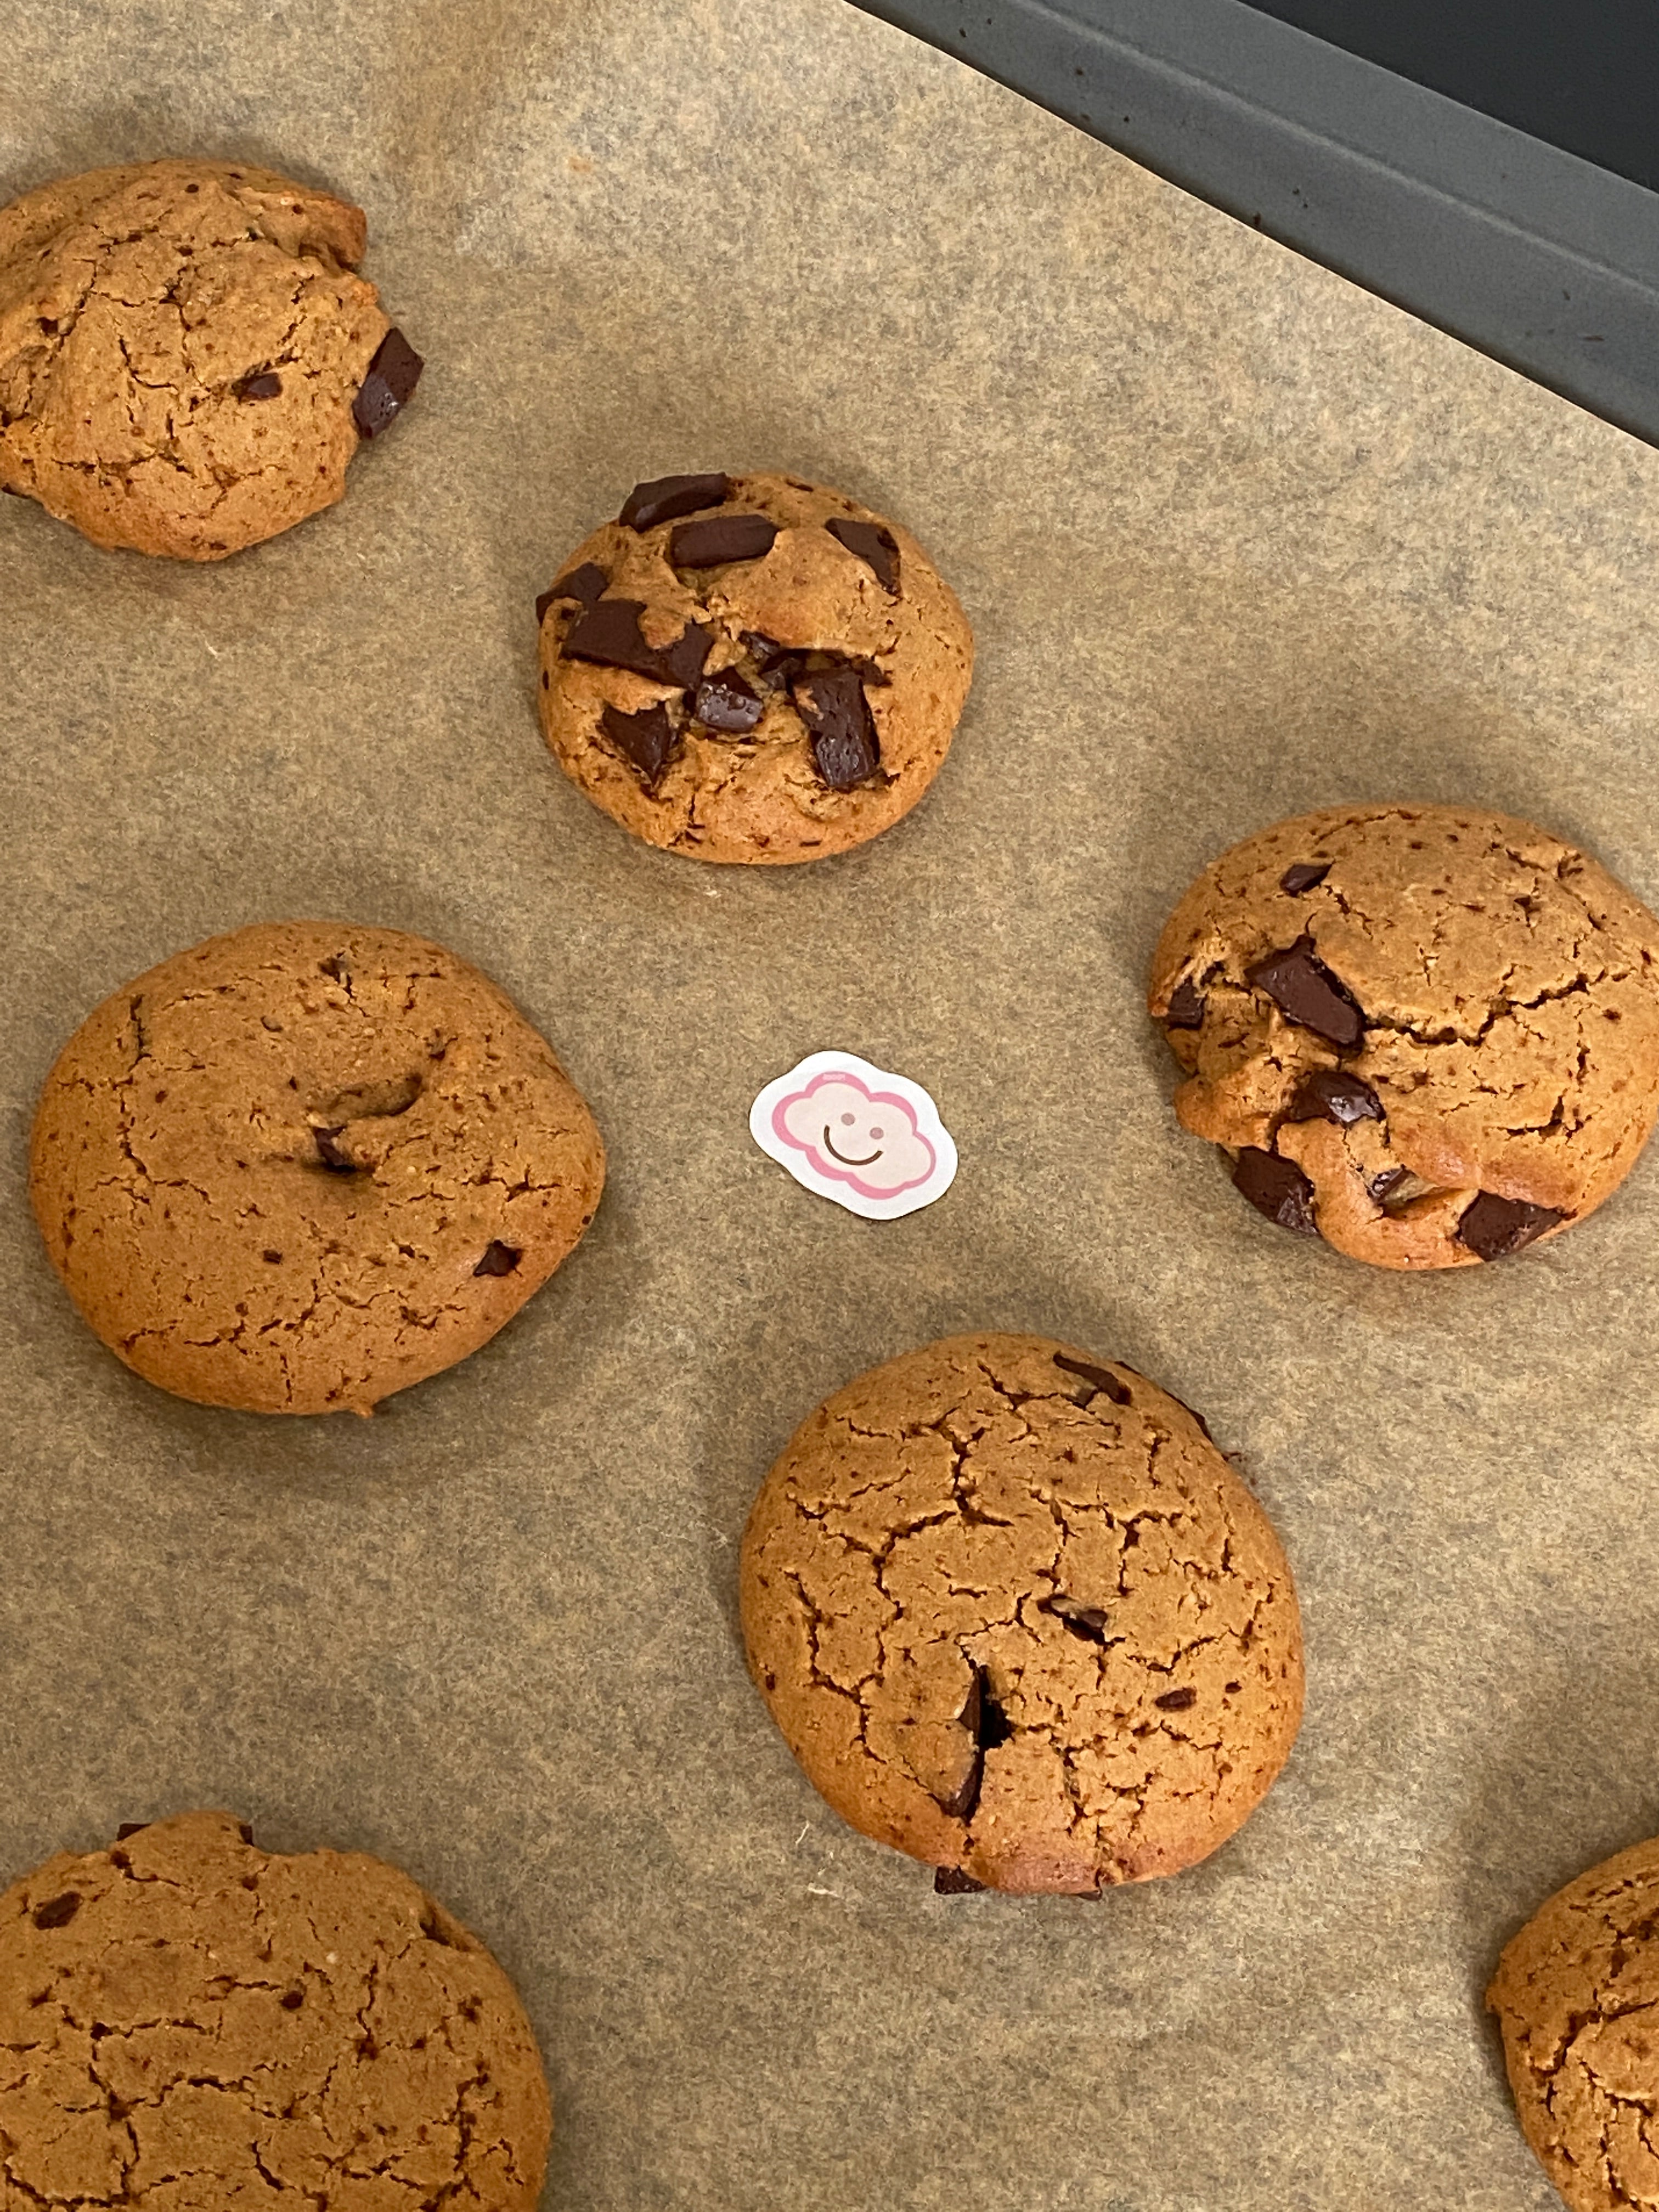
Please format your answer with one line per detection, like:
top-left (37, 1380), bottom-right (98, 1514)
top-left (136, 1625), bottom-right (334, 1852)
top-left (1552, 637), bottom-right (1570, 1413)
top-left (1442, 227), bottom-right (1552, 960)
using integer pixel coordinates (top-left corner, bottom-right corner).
top-left (749, 1051), bottom-right (958, 1220)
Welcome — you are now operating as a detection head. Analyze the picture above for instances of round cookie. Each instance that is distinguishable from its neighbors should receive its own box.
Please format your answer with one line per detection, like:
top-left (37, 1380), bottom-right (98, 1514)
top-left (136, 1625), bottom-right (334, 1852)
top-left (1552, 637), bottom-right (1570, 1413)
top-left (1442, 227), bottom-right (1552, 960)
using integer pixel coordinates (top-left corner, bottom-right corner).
top-left (0, 1810), bottom-right (549, 2211)
top-left (1148, 804), bottom-right (1659, 1270)
top-left (534, 470), bottom-right (973, 863)
top-left (1487, 1834), bottom-right (1659, 2212)
top-left (30, 921), bottom-right (603, 1415)
top-left (740, 1332), bottom-right (1303, 1895)
top-left (0, 158), bottom-right (421, 559)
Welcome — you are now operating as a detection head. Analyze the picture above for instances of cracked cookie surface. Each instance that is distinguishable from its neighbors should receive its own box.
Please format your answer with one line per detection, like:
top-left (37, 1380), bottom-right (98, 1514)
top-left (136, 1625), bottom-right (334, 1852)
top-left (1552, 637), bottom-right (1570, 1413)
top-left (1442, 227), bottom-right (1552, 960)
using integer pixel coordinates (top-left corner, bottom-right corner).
top-left (1148, 805), bottom-right (1659, 1269)
top-left (1487, 1833), bottom-right (1659, 2212)
top-left (740, 1333), bottom-right (1302, 1895)
top-left (0, 1810), bottom-right (549, 2212)
top-left (0, 159), bottom-right (417, 560)
top-left (535, 470), bottom-right (973, 863)
top-left (29, 921), bottom-right (604, 1416)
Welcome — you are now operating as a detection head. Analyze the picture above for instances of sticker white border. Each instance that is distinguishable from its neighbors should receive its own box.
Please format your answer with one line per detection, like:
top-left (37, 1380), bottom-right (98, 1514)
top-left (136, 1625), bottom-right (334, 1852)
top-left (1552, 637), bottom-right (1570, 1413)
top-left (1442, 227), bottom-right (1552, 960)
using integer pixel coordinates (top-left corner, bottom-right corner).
top-left (749, 1050), bottom-right (959, 1221)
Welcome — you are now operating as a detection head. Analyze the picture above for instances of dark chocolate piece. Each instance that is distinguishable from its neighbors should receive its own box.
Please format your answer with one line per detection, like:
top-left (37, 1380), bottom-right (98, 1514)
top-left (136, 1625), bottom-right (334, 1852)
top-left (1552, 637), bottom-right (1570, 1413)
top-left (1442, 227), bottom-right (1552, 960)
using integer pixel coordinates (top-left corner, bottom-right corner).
top-left (32, 1893), bottom-right (80, 1931)
top-left (599, 701), bottom-right (676, 785)
top-left (114, 1823), bottom-right (148, 1841)
top-left (795, 664), bottom-right (880, 789)
top-left (1045, 1595), bottom-right (1108, 1644)
top-left (619, 472), bottom-right (731, 531)
top-left (826, 516), bottom-right (900, 592)
top-left (280, 1990), bottom-right (304, 2010)
top-left (1279, 861), bottom-right (1330, 895)
top-left (934, 1866), bottom-right (986, 1893)
top-left (1246, 935), bottom-right (1365, 1048)
top-left (1457, 1192), bottom-right (1565, 1261)
top-left (312, 1126), bottom-right (356, 1172)
top-left (1368, 1166), bottom-right (1410, 1204)
top-left (743, 631), bottom-right (798, 678)
top-left (1154, 1687), bottom-right (1198, 1712)
top-left (670, 514), bottom-right (778, 567)
top-left (537, 562), bottom-right (607, 623)
top-left (1289, 1069), bottom-right (1384, 1127)
top-left (1052, 1351), bottom-right (1131, 1405)
top-left (238, 1822), bottom-right (255, 1844)
top-left (352, 326), bottom-right (423, 438)
top-left (1164, 975), bottom-right (1206, 1030)
top-left (939, 1666), bottom-right (1014, 1821)
top-left (562, 598), bottom-right (711, 690)
top-left (1231, 1147), bottom-right (1319, 1236)
top-left (473, 1241), bottom-right (523, 1278)
top-left (237, 370), bottom-right (281, 400)
top-left (691, 668), bottom-right (763, 733)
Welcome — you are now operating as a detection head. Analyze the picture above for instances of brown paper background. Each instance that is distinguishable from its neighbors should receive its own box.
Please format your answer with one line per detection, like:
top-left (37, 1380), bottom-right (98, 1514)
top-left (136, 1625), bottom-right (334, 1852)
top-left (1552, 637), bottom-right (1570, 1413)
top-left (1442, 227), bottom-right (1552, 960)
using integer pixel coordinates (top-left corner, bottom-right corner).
top-left (3, 2), bottom-right (1658, 2204)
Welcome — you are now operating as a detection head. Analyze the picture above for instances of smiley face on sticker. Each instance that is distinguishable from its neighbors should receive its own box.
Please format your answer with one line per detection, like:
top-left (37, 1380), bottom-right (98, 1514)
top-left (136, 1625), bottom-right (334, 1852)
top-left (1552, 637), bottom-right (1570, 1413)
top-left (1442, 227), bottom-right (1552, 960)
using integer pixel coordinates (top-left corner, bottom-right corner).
top-left (750, 1052), bottom-right (958, 1220)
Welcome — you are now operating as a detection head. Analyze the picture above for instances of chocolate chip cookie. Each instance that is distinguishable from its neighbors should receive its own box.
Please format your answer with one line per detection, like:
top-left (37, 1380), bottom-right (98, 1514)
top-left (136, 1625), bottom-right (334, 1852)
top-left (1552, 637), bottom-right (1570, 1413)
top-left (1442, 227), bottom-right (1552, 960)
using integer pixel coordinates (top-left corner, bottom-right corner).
top-left (740, 1333), bottom-right (1303, 1895)
top-left (0, 159), bottom-right (421, 559)
top-left (1149, 805), bottom-right (1659, 1269)
top-left (0, 1810), bottom-right (549, 2211)
top-left (1487, 1833), bottom-right (1659, 2212)
top-left (30, 922), bottom-right (603, 1415)
top-left (535, 471), bottom-right (973, 862)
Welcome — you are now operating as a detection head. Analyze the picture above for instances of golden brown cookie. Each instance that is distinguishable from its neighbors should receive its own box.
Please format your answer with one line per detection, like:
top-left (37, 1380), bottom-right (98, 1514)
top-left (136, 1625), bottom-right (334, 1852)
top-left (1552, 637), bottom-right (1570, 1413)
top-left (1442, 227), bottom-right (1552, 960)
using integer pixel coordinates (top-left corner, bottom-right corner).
top-left (1148, 804), bottom-right (1659, 1269)
top-left (30, 921), bottom-right (603, 1416)
top-left (1487, 1833), bottom-right (1659, 2212)
top-left (535, 470), bottom-right (973, 863)
top-left (0, 158), bottom-right (421, 560)
top-left (740, 1333), bottom-right (1303, 1895)
top-left (0, 1810), bottom-right (549, 2211)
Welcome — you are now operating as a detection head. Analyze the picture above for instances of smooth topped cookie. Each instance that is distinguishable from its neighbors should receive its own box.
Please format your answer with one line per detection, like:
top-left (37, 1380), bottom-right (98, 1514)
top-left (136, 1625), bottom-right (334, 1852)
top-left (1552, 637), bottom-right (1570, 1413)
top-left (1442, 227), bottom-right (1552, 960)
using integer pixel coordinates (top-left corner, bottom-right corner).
top-left (0, 1810), bottom-right (549, 2211)
top-left (535, 470), bottom-right (973, 862)
top-left (740, 1333), bottom-right (1303, 1894)
top-left (0, 158), bottom-right (421, 559)
top-left (1149, 805), bottom-right (1659, 1269)
top-left (30, 921), bottom-right (603, 1415)
top-left (1487, 1833), bottom-right (1659, 2212)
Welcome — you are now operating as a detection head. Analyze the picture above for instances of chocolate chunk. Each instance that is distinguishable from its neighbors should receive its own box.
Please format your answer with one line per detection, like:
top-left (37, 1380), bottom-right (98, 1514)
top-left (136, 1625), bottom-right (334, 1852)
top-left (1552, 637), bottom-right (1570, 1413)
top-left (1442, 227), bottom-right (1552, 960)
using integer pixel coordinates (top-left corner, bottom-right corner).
top-left (599, 701), bottom-right (677, 785)
top-left (1164, 975), bottom-right (1206, 1030)
top-left (826, 516), bottom-right (900, 592)
top-left (743, 631), bottom-right (797, 678)
top-left (1289, 1069), bottom-right (1384, 1126)
top-left (352, 326), bottom-right (423, 438)
top-left (1246, 935), bottom-right (1365, 1048)
top-left (1052, 1351), bottom-right (1131, 1405)
top-left (1457, 1192), bottom-right (1565, 1261)
top-left (619, 472), bottom-right (731, 532)
top-left (473, 1241), bottom-right (523, 1278)
top-left (237, 370), bottom-right (282, 400)
top-left (537, 562), bottom-right (607, 623)
top-left (238, 1822), bottom-right (255, 1844)
top-left (939, 1666), bottom-right (1014, 1821)
top-left (1045, 1594), bottom-right (1108, 1643)
top-left (1279, 861), bottom-right (1331, 895)
top-left (312, 1126), bottom-right (356, 1172)
top-left (1231, 1147), bottom-right (1319, 1235)
top-left (670, 514), bottom-right (778, 567)
top-left (1368, 1165), bottom-right (1410, 1204)
top-left (934, 1866), bottom-right (986, 1894)
top-left (655, 620), bottom-right (714, 691)
top-left (691, 668), bottom-right (763, 733)
top-left (280, 1989), bottom-right (305, 2009)
top-left (32, 1893), bottom-right (80, 1931)
top-left (1154, 1686), bottom-right (1198, 1712)
top-left (562, 597), bottom-right (711, 690)
top-left (114, 1823), bottom-right (148, 1841)
top-left (795, 664), bottom-right (881, 789)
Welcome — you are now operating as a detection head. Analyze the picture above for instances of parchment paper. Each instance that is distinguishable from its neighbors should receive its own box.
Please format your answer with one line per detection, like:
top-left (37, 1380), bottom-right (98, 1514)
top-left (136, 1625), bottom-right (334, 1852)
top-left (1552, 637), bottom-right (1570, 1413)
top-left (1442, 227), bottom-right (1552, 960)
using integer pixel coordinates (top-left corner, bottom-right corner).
top-left (3, 3), bottom-right (1658, 2205)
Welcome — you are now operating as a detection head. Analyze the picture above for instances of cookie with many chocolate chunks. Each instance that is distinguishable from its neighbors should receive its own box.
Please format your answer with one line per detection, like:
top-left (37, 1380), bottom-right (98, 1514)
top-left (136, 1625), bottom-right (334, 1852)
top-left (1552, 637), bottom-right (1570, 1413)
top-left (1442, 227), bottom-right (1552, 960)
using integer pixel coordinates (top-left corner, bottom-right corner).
top-left (29, 922), bottom-right (603, 1414)
top-left (740, 1333), bottom-right (1303, 1894)
top-left (535, 470), bottom-right (973, 862)
top-left (0, 1810), bottom-right (550, 2211)
top-left (1487, 1832), bottom-right (1659, 2212)
top-left (1148, 805), bottom-right (1659, 1268)
top-left (0, 158), bottom-right (420, 559)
